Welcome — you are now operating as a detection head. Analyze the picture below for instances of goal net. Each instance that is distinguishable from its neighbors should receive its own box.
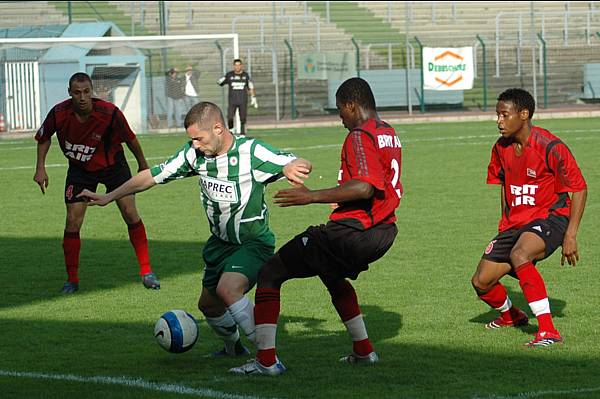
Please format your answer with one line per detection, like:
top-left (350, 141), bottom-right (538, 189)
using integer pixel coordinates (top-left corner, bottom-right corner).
top-left (0, 33), bottom-right (239, 133)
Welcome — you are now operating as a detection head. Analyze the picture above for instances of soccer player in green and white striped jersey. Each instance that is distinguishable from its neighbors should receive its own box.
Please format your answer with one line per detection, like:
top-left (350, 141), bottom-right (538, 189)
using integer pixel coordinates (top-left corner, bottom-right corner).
top-left (78, 102), bottom-right (311, 357)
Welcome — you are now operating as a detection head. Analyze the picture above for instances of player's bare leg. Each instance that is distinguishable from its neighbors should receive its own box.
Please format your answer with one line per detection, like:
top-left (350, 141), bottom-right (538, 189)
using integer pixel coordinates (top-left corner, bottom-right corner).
top-left (217, 272), bottom-right (256, 344)
top-left (116, 195), bottom-right (159, 289)
top-left (472, 259), bottom-right (529, 329)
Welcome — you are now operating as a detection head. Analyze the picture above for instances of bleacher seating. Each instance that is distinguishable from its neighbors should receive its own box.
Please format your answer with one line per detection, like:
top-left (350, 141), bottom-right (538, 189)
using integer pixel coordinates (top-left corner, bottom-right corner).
top-left (2, 1), bottom-right (600, 114)
top-left (0, 1), bottom-right (66, 27)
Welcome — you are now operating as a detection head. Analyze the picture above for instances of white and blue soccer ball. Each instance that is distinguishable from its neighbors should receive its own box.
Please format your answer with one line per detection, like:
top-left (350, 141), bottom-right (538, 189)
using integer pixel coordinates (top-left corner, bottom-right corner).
top-left (154, 310), bottom-right (199, 353)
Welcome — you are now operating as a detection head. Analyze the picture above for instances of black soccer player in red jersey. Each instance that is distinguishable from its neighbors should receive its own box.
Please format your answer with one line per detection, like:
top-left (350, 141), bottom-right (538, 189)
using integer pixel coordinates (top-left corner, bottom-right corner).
top-left (230, 77), bottom-right (402, 375)
top-left (33, 72), bottom-right (160, 293)
top-left (471, 88), bottom-right (587, 347)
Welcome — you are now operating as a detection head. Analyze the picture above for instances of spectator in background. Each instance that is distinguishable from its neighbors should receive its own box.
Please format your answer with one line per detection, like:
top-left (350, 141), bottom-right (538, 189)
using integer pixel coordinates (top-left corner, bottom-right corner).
top-left (217, 59), bottom-right (257, 136)
top-left (166, 68), bottom-right (185, 129)
top-left (184, 65), bottom-right (201, 110)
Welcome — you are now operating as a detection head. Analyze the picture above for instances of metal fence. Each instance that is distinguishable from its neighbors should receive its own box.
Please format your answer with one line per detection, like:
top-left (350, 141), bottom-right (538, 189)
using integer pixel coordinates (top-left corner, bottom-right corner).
top-left (1, 1), bottom-right (600, 133)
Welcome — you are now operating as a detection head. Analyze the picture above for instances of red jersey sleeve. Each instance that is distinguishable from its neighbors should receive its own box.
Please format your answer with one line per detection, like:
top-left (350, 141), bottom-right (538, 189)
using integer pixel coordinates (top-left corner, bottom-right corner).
top-left (344, 130), bottom-right (386, 190)
top-left (112, 108), bottom-right (136, 142)
top-left (486, 145), bottom-right (503, 185)
top-left (34, 107), bottom-right (57, 142)
top-left (547, 142), bottom-right (587, 193)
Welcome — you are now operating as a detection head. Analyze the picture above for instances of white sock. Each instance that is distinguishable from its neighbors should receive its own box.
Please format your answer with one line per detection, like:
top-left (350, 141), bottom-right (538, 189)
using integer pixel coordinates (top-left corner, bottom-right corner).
top-left (227, 295), bottom-right (256, 345)
top-left (205, 312), bottom-right (239, 354)
top-left (255, 323), bottom-right (277, 351)
top-left (343, 314), bottom-right (369, 342)
top-left (496, 296), bottom-right (512, 313)
top-left (529, 298), bottom-right (551, 316)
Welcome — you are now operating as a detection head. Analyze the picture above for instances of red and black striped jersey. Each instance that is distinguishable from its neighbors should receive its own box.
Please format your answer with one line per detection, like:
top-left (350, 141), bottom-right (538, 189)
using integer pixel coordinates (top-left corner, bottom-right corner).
top-left (487, 125), bottom-right (587, 232)
top-left (330, 118), bottom-right (402, 230)
top-left (35, 98), bottom-right (136, 172)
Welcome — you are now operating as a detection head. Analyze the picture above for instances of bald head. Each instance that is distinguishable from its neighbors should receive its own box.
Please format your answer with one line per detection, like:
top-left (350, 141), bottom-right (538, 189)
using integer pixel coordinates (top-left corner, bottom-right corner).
top-left (184, 102), bottom-right (226, 130)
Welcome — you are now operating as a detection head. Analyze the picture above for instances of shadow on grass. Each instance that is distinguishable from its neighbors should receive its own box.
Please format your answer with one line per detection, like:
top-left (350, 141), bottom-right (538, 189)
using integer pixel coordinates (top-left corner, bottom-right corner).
top-left (1, 309), bottom-right (599, 399)
top-left (0, 237), bottom-right (206, 309)
top-left (469, 285), bottom-right (567, 335)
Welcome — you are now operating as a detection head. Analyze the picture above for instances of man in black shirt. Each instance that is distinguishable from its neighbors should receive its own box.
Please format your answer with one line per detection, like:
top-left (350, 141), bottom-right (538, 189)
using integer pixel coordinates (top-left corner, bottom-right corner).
top-left (217, 59), bottom-right (257, 136)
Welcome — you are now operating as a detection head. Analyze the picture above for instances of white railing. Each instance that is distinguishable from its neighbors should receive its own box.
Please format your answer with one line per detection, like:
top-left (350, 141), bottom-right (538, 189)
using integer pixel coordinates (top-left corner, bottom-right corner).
top-left (495, 9), bottom-right (599, 77)
top-left (232, 15), bottom-right (321, 51)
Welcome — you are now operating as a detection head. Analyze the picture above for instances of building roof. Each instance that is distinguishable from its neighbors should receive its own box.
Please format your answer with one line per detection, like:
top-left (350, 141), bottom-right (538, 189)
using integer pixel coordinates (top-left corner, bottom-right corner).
top-left (42, 22), bottom-right (121, 62)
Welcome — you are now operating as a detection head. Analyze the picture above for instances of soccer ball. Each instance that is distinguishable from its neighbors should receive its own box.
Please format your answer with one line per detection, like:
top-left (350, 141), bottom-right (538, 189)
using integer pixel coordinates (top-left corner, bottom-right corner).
top-left (154, 310), bottom-right (199, 353)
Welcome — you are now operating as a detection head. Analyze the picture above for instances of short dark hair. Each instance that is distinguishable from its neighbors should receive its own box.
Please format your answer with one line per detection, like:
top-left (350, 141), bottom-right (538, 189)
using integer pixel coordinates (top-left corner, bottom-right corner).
top-left (497, 88), bottom-right (535, 119)
top-left (68, 72), bottom-right (93, 89)
top-left (184, 102), bottom-right (225, 129)
top-left (233, 59), bottom-right (242, 64)
top-left (335, 77), bottom-right (376, 111)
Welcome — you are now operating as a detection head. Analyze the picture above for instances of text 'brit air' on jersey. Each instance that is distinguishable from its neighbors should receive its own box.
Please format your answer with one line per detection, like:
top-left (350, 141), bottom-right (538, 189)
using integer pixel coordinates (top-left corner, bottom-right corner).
top-left (35, 98), bottom-right (136, 172)
top-left (487, 125), bottom-right (587, 232)
top-left (332, 118), bottom-right (403, 230)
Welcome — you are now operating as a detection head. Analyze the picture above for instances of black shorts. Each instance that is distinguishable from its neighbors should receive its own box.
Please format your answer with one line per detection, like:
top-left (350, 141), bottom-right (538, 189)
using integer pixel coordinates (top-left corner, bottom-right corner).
top-left (278, 221), bottom-right (398, 280)
top-left (482, 214), bottom-right (568, 265)
top-left (64, 152), bottom-right (132, 204)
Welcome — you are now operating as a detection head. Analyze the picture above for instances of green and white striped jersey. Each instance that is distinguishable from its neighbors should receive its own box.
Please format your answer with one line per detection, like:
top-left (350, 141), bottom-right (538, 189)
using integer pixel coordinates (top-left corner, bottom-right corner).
top-left (150, 136), bottom-right (296, 245)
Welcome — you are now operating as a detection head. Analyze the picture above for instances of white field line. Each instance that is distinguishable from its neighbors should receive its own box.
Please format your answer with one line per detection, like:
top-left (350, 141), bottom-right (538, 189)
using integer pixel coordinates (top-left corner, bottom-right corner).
top-left (1, 133), bottom-right (598, 172)
top-left (1, 127), bottom-right (597, 150)
top-left (473, 385), bottom-right (600, 399)
top-left (0, 369), bottom-right (277, 399)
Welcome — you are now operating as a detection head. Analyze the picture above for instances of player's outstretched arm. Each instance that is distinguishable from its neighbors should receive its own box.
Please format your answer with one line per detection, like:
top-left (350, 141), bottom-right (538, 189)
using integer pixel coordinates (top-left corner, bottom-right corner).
top-left (77, 169), bottom-right (157, 206)
top-left (274, 179), bottom-right (373, 207)
top-left (282, 158), bottom-right (312, 185)
top-left (561, 188), bottom-right (587, 267)
top-left (126, 138), bottom-right (149, 171)
top-left (33, 140), bottom-right (51, 194)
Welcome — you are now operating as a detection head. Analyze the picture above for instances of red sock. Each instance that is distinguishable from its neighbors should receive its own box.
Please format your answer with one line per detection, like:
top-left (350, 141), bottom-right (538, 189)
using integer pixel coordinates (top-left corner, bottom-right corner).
top-left (515, 261), bottom-right (556, 332)
top-left (255, 288), bottom-right (280, 366)
top-left (127, 220), bottom-right (152, 276)
top-left (63, 231), bottom-right (80, 283)
top-left (478, 283), bottom-right (507, 308)
top-left (478, 283), bottom-right (514, 322)
top-left (329, 280), bottom-right (373, 356)
top-left (329, 280), bottom-right (361, 321)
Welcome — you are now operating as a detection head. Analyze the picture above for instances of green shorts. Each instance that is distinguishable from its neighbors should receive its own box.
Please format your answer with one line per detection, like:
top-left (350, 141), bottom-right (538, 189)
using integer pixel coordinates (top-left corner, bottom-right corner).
top-left (202, 233), bottom-right (275, 295)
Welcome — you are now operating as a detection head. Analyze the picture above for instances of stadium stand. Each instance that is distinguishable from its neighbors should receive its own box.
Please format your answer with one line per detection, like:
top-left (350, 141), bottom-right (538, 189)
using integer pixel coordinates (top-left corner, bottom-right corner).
top-left (1, 0), bottom-right (600, 128)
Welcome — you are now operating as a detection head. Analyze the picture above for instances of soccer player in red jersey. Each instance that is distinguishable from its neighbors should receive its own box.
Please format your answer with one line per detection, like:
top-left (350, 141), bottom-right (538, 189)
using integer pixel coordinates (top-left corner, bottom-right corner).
top-left (471, 88), bottom-right (587, 347)
top-left (33, 72), bottom-right (160, 293)
top-left (230, 77), bottom-right (402, 375)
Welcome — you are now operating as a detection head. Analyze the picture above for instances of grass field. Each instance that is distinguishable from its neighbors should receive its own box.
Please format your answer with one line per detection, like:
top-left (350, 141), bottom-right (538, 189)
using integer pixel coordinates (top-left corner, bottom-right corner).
top-left (1, 117), bottom-right (599, 399)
